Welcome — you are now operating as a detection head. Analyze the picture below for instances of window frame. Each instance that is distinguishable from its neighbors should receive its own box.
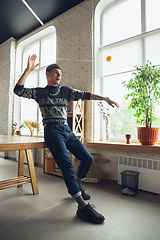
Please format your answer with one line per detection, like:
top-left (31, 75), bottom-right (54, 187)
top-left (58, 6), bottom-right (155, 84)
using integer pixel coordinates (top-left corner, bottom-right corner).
top-left (94, 0), bottom-right (160, 142)
top-left (14, 26), bottom-right (56, 136)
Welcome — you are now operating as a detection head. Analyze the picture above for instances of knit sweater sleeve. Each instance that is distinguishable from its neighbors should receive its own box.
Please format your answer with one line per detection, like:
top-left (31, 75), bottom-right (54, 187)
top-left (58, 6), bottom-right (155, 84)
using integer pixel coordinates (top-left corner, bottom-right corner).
top-left (62, 86), bottom-right (91, 102)
top-left (14, 84), bottom-right (38, 101)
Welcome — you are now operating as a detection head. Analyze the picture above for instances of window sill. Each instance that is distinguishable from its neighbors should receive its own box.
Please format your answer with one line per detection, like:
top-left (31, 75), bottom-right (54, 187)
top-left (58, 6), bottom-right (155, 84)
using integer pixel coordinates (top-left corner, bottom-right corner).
top-left (17, 135), bottom-right (44, 138)
top-left (87, 141), bottom-right (160, 154)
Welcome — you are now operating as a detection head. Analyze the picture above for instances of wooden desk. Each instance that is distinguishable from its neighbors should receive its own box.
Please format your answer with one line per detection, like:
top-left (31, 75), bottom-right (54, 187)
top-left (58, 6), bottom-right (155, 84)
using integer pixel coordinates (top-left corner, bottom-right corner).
top-left (0, 135), bottom-right (46, 195)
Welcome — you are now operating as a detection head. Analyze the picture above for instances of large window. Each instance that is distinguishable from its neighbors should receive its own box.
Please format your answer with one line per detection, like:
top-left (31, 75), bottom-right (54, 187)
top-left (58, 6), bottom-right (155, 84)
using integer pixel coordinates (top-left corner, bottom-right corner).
top-left (14, 26), bottom-right (56, 136)
top-left (95, 0), bottom-right (160, 141)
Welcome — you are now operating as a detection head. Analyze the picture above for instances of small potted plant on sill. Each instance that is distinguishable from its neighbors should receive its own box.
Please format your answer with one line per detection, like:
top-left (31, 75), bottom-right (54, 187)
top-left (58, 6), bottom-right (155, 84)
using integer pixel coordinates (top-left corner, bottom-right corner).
top-left (12, 122), bottom-right (26, 136)
top-left (122, 61), bottom-right (160, 145)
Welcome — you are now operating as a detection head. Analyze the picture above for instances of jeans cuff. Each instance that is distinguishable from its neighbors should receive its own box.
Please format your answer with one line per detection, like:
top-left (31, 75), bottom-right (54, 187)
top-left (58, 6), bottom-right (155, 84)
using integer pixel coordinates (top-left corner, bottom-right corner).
top-left (76, 177), bottom-right (85, 182)
top-left (71, 191), bottom-right (82, 199)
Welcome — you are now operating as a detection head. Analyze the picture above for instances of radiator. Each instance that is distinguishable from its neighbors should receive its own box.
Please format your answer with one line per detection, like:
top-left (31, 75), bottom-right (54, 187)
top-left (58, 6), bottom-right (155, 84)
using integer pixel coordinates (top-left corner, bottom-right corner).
top-left (118, 155), bottom-right (160, 194)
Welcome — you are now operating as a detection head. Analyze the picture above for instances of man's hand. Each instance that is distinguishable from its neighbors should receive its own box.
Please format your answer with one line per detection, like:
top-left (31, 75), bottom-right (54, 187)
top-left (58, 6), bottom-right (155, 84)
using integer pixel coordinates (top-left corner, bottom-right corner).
top-left (16, 54), bottom-right (39, 86)
top-left (90, 93), bottom-right (119, 108)
top-left (104, 97), bottom-right (119, 108)
top-left (26, 54), bottom-right (39, 72)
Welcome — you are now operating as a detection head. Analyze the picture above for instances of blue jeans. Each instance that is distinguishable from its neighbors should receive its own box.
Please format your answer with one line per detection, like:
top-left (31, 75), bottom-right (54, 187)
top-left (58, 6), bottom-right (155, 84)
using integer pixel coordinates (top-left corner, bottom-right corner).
top-left (44, 125), bottom-right (93, 198)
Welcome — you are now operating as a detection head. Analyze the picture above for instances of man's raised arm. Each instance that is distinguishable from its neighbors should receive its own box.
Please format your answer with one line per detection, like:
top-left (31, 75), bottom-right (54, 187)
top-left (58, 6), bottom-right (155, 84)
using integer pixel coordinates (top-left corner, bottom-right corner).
top-left (16, 54), bottom-right (39, 86)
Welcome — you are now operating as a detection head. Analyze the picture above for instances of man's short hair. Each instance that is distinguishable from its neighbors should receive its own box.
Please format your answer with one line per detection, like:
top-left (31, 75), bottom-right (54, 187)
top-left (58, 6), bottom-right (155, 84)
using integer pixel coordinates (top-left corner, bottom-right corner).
top-left (46, 64), bottom-right (62, 73)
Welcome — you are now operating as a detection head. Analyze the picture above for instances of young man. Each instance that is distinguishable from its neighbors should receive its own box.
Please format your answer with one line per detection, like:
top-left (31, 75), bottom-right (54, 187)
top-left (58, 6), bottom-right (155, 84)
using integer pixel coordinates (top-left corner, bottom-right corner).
top-left (14, 54), bottom-right (119, 224)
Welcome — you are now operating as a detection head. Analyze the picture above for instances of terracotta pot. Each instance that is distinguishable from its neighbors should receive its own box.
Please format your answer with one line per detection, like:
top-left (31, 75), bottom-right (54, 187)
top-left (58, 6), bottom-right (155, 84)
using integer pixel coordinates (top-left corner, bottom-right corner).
top-left (16, 130), bottom-right (21, 136)
top-left (137, 127), bottom-right (159, 145)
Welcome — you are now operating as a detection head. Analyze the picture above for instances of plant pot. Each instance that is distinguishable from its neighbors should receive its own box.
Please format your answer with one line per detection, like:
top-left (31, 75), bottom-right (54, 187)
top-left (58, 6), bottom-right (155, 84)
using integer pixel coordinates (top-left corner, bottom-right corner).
top-left (137, 127), bottom-right (159, 145)
top-left (16, 130), bottom-right (21, 136)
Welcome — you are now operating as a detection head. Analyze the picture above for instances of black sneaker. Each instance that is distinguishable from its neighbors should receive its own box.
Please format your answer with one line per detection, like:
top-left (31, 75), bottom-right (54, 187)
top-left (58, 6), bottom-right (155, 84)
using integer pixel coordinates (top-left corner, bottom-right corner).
top-left (80, 185), bottom-right (90, 200)
top-left (76, 203), bottom-right (105, 224)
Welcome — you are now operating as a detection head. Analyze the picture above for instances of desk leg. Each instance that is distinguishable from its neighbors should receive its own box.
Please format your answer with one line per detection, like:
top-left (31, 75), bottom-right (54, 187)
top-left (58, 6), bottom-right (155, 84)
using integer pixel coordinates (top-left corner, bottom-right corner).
top-left (25, 149), bottom-right (39, 195)
top-left (18, 150), bottom-right (25, 188)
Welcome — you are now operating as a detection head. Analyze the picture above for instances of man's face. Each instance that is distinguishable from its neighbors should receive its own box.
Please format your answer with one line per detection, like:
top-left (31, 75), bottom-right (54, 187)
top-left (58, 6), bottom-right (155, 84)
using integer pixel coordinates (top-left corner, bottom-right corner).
top-left (46, 68), bottom-right (62, 86)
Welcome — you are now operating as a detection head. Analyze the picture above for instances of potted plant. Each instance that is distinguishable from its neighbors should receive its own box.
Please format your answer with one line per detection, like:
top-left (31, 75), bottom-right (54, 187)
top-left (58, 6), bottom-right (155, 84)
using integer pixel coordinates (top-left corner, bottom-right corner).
top-left (122, 61), bottom-right (160, 145)
top-left (12, 122), bottom-right (26, 136)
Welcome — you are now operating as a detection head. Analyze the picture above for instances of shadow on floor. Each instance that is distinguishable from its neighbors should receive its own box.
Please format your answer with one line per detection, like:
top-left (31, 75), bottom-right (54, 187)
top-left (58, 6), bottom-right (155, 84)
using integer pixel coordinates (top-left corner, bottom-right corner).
top-left (98, 178), bottom-right (160, 203)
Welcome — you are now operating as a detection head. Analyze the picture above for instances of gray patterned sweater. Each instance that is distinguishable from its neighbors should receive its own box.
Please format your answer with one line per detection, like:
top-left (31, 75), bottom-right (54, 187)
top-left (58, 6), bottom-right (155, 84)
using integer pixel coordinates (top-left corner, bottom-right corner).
top-left (14, 84), bottom-right (90, 126)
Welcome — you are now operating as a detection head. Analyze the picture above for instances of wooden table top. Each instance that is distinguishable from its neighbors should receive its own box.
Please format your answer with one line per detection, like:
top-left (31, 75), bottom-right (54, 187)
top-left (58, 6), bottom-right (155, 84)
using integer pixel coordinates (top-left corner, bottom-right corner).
top-left (0, 135), bottom-right (46, 151)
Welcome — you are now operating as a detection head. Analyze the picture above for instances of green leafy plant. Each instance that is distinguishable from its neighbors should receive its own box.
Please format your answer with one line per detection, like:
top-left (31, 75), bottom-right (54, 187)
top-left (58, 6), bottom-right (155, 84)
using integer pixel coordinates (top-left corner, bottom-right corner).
top-left (122, 61), bottom-right (160, 127)
top-left (12, 122), bottom-right (26, 130)
top-left (12, 122), bottom-right (18, 130)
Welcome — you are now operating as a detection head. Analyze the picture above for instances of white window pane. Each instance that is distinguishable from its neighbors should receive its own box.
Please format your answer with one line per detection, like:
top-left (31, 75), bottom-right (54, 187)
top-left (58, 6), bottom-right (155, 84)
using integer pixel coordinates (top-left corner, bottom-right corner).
top-left (21, 98), bottom-right (37, 116)
top-left (103, 0), bottom-right (141, 45)
top-left (102, 39), bottom-right (142, 76)
top-left (21, 70), bottom-right (38, 134)
top-left (146, 0), bottom-right (160, 32)
top-left (41, 34), bottom-right (56, 67)
top-left (38, 69), bottom-right (45, 135)
top-left (21, 71), bottom-right (38, 117)
top-left (103, 73), bottom-right (140, 139)
top-left (103, 72), bottom-right (133, 106)
top-left (21, 99), bottom-right (37, 127)
top-left (21, 101), bottom-right (38, 135)
top-left (18, 32), bottom-right (56, 136)
top-left (38, 109), bottom-right (44, 136)
top-left (24, 71), bottom-right (38, 87)
top-left (145, 32), bottom-right (160, 65)
top-left (153, 105), bottom-right (160, 140)
top-left (109, 106), bottom-right (139, 139)
top-left (103, 74), bottom-right (160, 139)
top-left (21, 106), bottom-right (38, 134)
top-left (21, 114), bottom-right (38, 126)
top-left (22, 42), bottom-right (40, 71)
top-left (21, 127), bottom-right (30, 135)
top-left (39, 67), bottom-right (47, 87)
top-left (154, 105), bottom-right (160, 127)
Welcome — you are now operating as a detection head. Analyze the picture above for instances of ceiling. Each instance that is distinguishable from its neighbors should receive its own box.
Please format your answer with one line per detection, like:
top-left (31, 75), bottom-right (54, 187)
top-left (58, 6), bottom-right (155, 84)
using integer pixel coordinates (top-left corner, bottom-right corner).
top-left (0, 0), bottom-right (85, 45)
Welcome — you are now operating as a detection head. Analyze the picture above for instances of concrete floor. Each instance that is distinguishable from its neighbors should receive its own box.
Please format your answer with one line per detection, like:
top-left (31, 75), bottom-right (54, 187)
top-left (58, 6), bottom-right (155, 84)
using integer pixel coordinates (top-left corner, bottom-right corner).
top-left (0, 158), bottom-right (160, 240)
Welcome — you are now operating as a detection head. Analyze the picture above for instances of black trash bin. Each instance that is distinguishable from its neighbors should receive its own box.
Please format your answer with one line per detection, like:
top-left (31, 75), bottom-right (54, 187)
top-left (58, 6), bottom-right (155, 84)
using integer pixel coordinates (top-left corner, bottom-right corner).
top-left (120, 170), bottom-right (139, 196)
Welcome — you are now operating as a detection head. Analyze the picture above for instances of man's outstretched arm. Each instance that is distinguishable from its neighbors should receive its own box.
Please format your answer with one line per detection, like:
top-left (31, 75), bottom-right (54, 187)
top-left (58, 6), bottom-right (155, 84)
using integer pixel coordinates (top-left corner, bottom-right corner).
top-left (90, 93), bottom-right (119, 108)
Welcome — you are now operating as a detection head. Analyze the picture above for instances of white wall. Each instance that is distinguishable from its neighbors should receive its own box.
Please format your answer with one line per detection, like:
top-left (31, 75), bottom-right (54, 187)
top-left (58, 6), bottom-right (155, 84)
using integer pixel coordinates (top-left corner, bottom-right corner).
top-left (88, 148), bottom-right (160, 181)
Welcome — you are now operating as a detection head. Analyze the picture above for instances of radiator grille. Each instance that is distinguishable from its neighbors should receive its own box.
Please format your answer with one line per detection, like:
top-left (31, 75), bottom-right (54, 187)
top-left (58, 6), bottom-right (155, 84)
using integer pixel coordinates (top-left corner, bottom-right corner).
top-left (118, 155), bottom-right (160, 194)
top-left (118, 155), bottom-right (160, 171)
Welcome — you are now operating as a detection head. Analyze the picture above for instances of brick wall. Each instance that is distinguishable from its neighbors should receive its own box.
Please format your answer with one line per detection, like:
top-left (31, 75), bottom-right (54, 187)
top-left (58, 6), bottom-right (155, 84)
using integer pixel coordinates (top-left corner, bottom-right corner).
top-left (15, 0), bottom-right (99, 144)
top-left (0, 0), bottom-right (99, 161)
top-left (0, 0), bottom-right (101, 141)
top-left (0, 37), bottom-right (17, 135)
top-left (52, 0), bottom-right (99, 143)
